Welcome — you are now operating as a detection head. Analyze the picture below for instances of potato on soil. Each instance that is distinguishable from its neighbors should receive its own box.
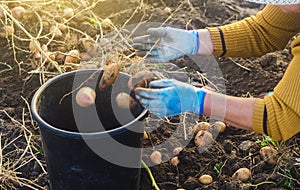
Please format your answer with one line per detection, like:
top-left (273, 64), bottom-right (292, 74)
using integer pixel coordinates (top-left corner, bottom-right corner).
top-left (143, 131), bottom-right (149, 140)
top-left (232, 168), bottom-right (251, 182)
top-left (115, 92), bottom-right (137, 109)
top-left (212, 121), bottom-right (226, 133)
top-left (79, 38), bottom-right (95, 52)
top-left (194, 130), bottom-right (213, 147)
top-left (193, 121), bottom-right (210, 134)
top-left (64, 49), bottom-right (80, 64)
top-left (99, 63), bottom-right (120, 90)
top-left (75, 87), bottom-right (96, 107)
top-left (63, 7), bottom-right (74, 19)
top-left (50, 26), bottom-right (63, 39)
top-left (199, 174), bottom-right (213, 185)
top-left (101, 18), bottom-right (112, 29)
top-left (173, 147), bottom-right (183, 156)
top-left (163, 7), bottom-right (172, 14)
top-left (42, 51), bottom-right (56, 62)
top-left (29, 39), bottom-right (40, 52)
top-left (150, 150), bottom-right (162, 165)
top-left (11, 6), bottom-right (27, 19)
top-left (58, 23), bottom-right (68, 32)
top-left (170, 156), bottom-right (180, 166)
top-left (259, 146), bottom-right (278, 165)
top-left (98, 38), bottom-right (113, 52)
top-left (128, 70), bottom-right (157, 91)
top-left (55, 52), bottom-right (66, 64)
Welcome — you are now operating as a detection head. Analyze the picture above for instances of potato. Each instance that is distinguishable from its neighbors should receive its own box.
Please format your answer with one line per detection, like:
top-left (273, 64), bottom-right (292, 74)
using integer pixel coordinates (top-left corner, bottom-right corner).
top-left (98, 38), bottom-right (113, 52)
top-left (63, 7), bottom-right (74, 19)
top-left (80, 52), bottom-right (92, 61)
top-left (212, 121), bottom-right (226, 133)
top-left (199, 174), bottom-right (213, 185)
top-left (101, 18), bottom-right (112, 29)
top-left (64, 49), bottom-right (80, 64)
top-left (50, 26), bottom-right (63, 39)
top-left (143, 131), bottom-right (149, 140)
top-left (43, 51), bottom-right (56, 62)
top-left (11, 6), bottom-right (26, 19)
top-left (116, 92), bottom-right (137, 110)
top-left (75, 87), bottom-right (96, 107)
top-left (194, 130), bottom-right (213, 147)
top-left (29, 39), bottom-right (40, 52)
top-left (259, 146), bottom-right (278, 165)
top-left (193, 121), bottom-right (210, 134)
top-left (150, 150), bottom-right (162, 165)
top-left (79, 38), bottom-right (94, 52)
top-left (55, 52), bottom-right (66, 64)
top-left (58, 23), bottom-right (68, 32)
top-left (232, 168), bottom-right (251, 182)
top-left (98, 63), bottom-right (120, 90)
top-left (173, 147), bottom-right (183, 156)
top-left (128, 70), bottom-right (156, 91)
top-left (170, 156), bottom-right (180, 167)
top-left (163, 7), bottom-right (171, 14)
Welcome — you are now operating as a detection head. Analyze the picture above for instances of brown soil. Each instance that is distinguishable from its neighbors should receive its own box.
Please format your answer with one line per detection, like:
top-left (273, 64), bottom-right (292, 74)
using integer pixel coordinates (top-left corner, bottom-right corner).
top-left (0, 0), bottom-right (299, 190)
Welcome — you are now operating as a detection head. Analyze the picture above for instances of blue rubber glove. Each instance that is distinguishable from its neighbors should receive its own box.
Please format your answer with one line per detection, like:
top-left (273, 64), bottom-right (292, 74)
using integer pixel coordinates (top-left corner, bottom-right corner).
top-left (133, 27), bottom-right (200, 62)
top-left (135, 79), bottom-right (206, 117)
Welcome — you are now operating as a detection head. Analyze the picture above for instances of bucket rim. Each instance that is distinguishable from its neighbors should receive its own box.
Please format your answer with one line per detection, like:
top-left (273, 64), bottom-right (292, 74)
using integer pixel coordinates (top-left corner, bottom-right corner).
top-left (31, 69), bottom-right (148, 138)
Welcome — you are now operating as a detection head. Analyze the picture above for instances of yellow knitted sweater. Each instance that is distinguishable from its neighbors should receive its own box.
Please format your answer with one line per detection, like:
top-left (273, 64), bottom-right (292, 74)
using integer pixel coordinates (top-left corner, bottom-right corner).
top-left (207, 5), bottom-right (300, 141)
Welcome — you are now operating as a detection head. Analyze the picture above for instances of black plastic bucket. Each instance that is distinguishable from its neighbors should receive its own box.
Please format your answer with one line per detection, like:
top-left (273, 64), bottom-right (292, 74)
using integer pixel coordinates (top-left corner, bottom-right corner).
top-left (31, 69), bottom-right (147, 190)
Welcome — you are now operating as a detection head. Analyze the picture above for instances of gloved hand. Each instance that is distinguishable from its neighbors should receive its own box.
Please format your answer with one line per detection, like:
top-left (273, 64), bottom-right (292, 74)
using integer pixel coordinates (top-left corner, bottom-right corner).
top-left (135, 79), bottom-right (206, 117)
top-left (133, 27), bottom-right (200, 62)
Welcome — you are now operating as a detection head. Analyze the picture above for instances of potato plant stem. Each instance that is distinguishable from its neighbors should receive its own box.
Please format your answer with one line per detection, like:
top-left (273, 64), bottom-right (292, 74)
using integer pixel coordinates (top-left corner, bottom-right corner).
top-left (245, 181), bottom-right (276, 187)
top-left (141, 160), bottom-right (160, 190)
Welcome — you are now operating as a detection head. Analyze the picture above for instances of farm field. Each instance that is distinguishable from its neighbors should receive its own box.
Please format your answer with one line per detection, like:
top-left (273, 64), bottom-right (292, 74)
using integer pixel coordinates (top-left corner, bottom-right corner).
top-left (0, 0), bottom-right (299, 189)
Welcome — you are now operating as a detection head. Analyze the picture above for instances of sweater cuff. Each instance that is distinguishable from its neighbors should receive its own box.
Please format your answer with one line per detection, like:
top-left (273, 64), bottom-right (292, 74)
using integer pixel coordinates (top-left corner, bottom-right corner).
top-left (206, 27), bottom-right (225, 57)
top-left (252, 98), bottom-right (265, 135)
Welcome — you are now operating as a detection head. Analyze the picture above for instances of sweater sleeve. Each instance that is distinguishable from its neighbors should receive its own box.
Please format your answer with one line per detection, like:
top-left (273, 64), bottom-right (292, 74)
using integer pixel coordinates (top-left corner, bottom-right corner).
top-left (252, 37), bottom-right (300, 141)
top-left (207, 5), bottom-right (300, 57)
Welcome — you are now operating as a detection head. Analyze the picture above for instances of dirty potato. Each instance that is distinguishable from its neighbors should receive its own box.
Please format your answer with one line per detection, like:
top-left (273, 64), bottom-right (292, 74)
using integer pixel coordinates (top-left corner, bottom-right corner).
top-left (128, 70), bottom-right (157, 91)
top-left (99, 63), bottom-right (120, 90)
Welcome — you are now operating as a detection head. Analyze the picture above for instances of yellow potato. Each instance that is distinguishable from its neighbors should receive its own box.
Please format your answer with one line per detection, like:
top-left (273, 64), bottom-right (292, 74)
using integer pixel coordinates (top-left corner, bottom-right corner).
top-left (232, 168), bottom-right (251, 182)
top-left (194, 130), bottom-right (213, 147)
top-left (150, 150), bottom-right (162, 165)
top-left (170, 156), bottom-right (180, 167)
top-left (199, 174), bottom-right (213, 185)
top-left (212, 121), bottom-right (226, 133)
top-left (259, 146), bottom-right (278, 165)
top-left (193, 121), bottom-right (211, 134)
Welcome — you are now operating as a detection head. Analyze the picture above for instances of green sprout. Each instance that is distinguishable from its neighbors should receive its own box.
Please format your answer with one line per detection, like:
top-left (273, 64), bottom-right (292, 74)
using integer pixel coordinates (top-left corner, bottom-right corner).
top-left (89, 18), bottom-right (99, 27)
top-left (214, 161), bottom-right (223, 176)
top-left (244, 181), bottom-right (276, 188)
top-left (156, 63), bottom-right (166, 69)
top-left (141, 160), bottom-right (160, 190)
top-left (280, 169), bottom-right (295, 189)
top-left (36, 148), bottom-right (44, 155)
top-left (255, 135), bottom-right (279, 147)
